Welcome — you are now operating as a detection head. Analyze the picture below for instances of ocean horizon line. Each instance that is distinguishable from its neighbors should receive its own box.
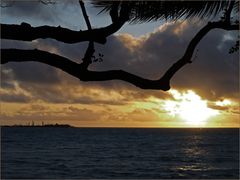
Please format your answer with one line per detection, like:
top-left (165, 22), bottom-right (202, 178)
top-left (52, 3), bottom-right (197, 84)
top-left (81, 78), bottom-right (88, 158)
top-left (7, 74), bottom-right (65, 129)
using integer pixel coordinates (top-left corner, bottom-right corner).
top-left (1, 125), bottom-right (239, 129)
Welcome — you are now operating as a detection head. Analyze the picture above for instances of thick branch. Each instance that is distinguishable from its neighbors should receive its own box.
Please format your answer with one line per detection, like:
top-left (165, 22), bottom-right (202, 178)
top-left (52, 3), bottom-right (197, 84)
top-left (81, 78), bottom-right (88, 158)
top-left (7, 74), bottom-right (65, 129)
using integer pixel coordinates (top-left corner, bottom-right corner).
top-left (160, 21), bottom-right (239, 82)
top-left (1, 49), bottom-right (169, 90)
top-left (1, 20), bottom-right (126, 44)
top-left (1, 1), bottom-right (128, 44)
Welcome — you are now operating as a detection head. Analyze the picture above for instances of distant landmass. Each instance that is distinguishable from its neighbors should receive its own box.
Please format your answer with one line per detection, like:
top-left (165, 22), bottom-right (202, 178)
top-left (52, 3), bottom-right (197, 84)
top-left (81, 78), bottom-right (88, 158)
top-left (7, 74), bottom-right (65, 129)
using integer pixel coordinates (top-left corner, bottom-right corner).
top-left (2, 123), bottom-right (73, 128)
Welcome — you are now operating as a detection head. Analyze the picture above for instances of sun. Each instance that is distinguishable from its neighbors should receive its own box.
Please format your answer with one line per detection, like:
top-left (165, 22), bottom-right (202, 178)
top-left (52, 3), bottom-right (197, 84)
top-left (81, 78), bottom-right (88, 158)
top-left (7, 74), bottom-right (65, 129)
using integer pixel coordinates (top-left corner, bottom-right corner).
top-left (164, 90), bottom-right (219, 126)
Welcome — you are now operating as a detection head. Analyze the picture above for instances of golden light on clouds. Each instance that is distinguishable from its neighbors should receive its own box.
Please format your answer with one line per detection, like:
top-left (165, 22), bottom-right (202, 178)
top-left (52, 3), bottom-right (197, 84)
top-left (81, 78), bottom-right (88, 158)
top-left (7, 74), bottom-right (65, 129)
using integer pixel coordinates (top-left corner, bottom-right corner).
top-left (164, 90), bottom-right (219, 126)
top-left (1, 87), bottom-right (239, 127)
top-left (215, 99), bottom-right (232, 106)
top-left (117, 33), bottom-right (145, 52)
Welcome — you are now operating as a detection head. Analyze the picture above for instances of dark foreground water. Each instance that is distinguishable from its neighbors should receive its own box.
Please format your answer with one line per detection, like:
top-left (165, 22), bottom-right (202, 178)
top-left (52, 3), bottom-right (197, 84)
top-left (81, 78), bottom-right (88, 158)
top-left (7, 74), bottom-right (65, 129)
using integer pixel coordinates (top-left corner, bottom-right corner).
top-left (1, 127), bottom-right (239, 179)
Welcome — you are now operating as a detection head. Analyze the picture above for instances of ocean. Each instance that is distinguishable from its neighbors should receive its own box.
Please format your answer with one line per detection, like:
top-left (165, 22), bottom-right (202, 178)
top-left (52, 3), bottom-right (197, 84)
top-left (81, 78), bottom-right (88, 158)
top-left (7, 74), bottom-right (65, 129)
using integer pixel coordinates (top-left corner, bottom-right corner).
top-left (1, 127), bottom-right (239, 179)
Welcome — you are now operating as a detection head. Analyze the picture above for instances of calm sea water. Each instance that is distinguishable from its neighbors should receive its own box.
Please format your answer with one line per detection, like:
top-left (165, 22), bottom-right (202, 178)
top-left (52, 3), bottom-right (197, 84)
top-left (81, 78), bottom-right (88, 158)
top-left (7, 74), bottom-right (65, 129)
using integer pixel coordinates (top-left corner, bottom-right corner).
top-left (1, 127), bottom-right (239, 179)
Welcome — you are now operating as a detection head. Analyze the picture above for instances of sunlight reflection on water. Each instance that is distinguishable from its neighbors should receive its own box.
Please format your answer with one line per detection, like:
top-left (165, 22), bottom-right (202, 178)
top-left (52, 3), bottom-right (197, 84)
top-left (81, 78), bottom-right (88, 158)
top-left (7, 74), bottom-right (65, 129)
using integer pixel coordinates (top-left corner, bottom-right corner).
top-left (177, 164), bottom-right (210, 171)
top-left (182, 135), bottom-right (207, 157)
top-left (174, 134), bottom-right (214, 175)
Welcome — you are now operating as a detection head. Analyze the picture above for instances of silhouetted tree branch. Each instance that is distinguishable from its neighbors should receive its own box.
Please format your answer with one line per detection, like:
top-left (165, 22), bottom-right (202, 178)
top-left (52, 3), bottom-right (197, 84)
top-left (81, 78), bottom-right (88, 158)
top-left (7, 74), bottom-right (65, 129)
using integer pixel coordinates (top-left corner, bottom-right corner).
top-left (160, 2), bottom-right (238, 83)
top-left (79, 0), bottom-right (92, 30)
top-left (1, 20), bottom-right (238, 90)
top-left (78, 0), bottom-right (95, 69)
top-left (1, 49), bottom-right (169, 90)
top-left (80, 41), bottom-right (95, 69)
top-left (1, 19), bottom-right (126, 44)
top-left (1, 1), bottom-right (131, 44)
top-left (224, 0), bottom-right (235, 23)
top-left (1, 1), bottom-right (129, 44)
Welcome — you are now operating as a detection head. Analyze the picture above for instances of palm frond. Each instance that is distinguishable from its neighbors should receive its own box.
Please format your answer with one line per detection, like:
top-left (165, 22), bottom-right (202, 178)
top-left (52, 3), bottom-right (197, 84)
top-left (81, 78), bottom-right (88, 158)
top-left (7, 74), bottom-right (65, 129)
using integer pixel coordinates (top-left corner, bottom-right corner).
top-left (91, 1), bottom-right (236, 23)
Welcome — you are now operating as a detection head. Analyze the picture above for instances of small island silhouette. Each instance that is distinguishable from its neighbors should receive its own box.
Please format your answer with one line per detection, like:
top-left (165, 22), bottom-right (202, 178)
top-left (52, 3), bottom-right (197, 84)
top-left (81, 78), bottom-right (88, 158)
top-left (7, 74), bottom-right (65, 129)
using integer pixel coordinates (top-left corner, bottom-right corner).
top-left (2, 122), bottom-right (73, 128)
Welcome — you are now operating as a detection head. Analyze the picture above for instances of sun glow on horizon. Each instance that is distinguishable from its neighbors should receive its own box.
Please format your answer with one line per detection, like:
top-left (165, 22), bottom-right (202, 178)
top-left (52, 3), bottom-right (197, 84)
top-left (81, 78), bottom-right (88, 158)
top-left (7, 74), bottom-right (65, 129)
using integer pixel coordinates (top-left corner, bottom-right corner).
top-left (164, 90), bottom-right (219, 126)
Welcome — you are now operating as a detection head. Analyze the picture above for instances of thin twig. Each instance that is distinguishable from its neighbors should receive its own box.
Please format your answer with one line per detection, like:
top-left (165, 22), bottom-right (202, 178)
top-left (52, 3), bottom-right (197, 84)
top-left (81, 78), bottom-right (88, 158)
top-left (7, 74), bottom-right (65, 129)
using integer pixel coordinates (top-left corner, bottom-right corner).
top-left (79, 0), bottom-right (92, 30)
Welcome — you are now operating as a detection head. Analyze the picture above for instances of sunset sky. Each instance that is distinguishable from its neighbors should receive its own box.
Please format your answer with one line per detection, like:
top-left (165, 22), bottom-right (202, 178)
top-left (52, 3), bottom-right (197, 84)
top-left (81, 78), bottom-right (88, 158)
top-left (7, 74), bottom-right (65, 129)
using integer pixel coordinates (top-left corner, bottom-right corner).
top-left (1, 1), bottom-right (239, 127)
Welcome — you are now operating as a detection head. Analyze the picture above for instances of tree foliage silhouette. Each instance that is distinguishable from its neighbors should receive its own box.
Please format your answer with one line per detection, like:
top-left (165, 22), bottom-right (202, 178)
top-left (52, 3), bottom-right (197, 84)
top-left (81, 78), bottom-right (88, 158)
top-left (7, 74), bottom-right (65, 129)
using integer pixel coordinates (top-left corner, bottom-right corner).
top-left (1, 0), bottom-right (239, 91)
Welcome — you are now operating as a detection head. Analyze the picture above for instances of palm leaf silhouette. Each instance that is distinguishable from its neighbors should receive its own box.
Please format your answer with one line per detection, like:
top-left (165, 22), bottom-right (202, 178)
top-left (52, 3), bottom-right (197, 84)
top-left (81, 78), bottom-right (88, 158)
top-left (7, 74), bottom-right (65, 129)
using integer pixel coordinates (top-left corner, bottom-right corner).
top-left (92, 1), bottom-right (238, 23)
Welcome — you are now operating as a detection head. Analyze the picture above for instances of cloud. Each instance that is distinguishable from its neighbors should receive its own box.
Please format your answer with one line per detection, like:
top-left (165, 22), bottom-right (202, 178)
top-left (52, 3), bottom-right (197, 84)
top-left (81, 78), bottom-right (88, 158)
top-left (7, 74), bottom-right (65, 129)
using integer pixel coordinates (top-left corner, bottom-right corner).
top-left (63, 106), bottom-right (101, 121)
top-left (169, 29), bottom-right (238, 98)
top-left (208, 104), bottom-right (229, 111)
top-left (1, 1), bottom-right (83, 27)
top-left (1, 93), bottom-right (31, 103)
top-left (120, 22), bottom-right (238, 100)
top-left (94, 21), bottom-right (238, 101)
top-left (0, 103), bottom-right (101, 123)
top-left (2, 63), bottom-right (61, 85)
top-left (1, 1), bottom-right (109, 30)
top-left (1, 1), bottom-right (59, 23)
top-left (0, 79), bottom-right (33, 103)
top-left (89, 20), bottom-right (238, 103)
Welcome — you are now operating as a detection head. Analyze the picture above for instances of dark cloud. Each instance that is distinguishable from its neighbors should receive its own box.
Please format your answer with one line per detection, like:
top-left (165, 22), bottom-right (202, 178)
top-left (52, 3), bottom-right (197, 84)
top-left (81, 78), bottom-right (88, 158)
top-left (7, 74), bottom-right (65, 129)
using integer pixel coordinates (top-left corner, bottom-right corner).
top-left (172, 30), bottom-right (239, 100)
top-left (1, 67), bottom-right (15, 89)
top-left (1, 39), bottom-right (35, 49)
top-left (89, 36), bottom-right (135, 74)
top-left (1, 1), bottom-right (59, 23)
top-left (1, 81), bottom-right (15, 89)
top-left (34, 39), bottom-right (88, 63)
top-left (1, 93), bottom-right (31, 103)
top-left (0, 0), bottom-right (103, 30)
top-left (89, 21), bottom-right (238, 100)
top-left (2, 63), bottom-right (60, 84)
top-left (1, 39), bottom-right (61, 85)
top-left (73, 21), bottom-right (237, 103)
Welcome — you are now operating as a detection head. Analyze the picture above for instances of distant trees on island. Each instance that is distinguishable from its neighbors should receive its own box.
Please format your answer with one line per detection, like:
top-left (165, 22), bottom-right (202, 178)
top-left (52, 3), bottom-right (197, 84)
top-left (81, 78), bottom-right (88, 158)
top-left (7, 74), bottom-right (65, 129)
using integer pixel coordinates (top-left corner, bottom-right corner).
top-left (2, 123), bottom-right (72, 128)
